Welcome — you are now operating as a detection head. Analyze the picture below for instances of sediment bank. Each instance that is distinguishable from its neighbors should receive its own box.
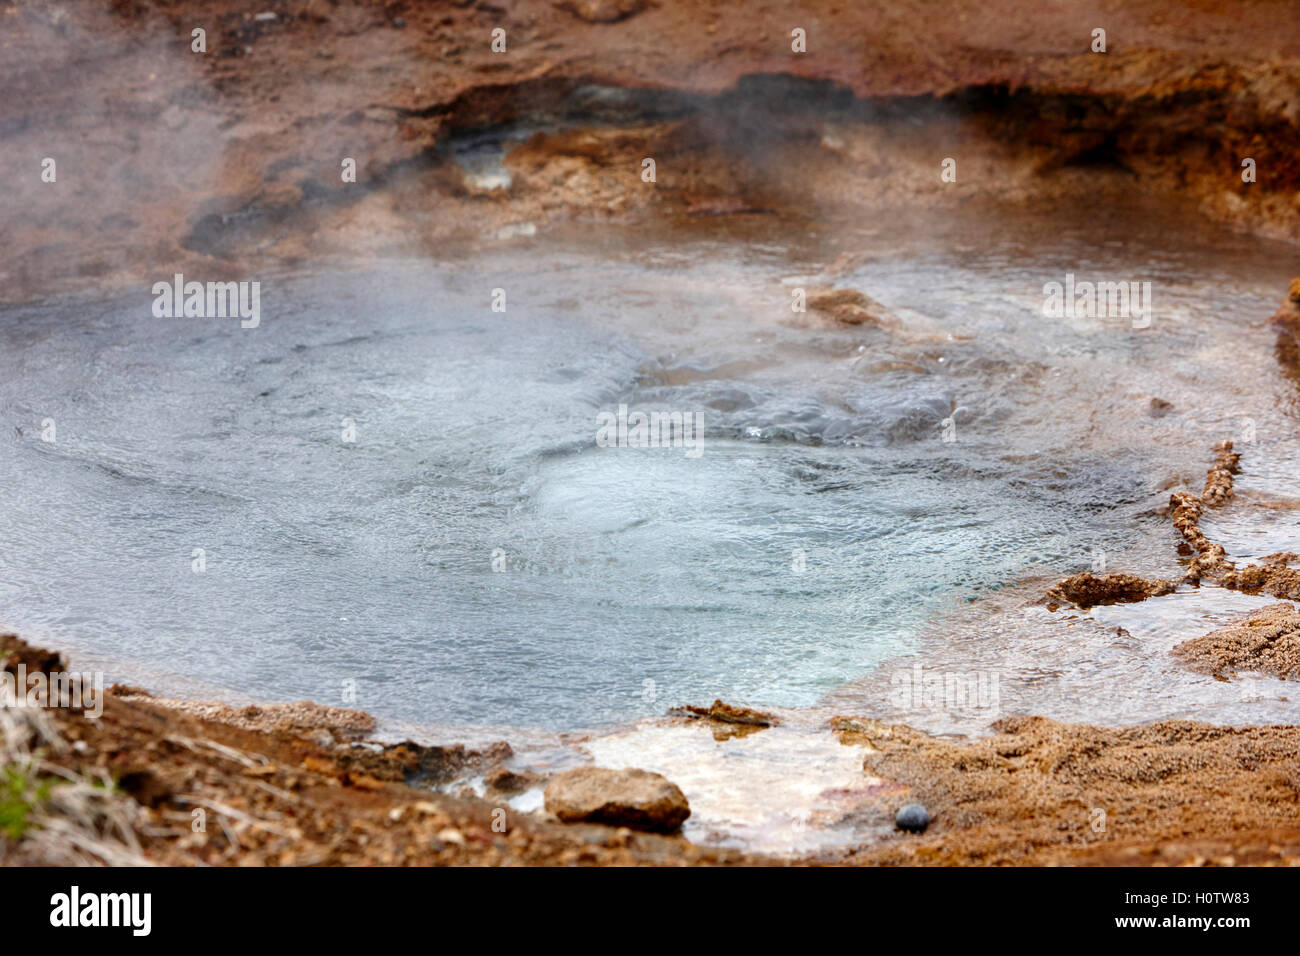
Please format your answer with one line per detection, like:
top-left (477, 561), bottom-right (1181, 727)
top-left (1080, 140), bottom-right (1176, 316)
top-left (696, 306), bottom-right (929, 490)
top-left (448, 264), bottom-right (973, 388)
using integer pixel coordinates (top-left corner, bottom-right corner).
top-left (6, 621), bottom-right (1300, 866)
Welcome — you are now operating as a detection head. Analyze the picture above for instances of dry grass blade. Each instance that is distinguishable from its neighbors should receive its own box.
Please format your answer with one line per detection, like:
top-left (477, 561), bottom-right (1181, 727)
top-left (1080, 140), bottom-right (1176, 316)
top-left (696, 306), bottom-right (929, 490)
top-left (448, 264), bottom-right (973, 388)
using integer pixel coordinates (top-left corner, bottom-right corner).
top-left (1, 698), bottom-right (151, 866)
top-left (164, 733), bottom-right (269, 768)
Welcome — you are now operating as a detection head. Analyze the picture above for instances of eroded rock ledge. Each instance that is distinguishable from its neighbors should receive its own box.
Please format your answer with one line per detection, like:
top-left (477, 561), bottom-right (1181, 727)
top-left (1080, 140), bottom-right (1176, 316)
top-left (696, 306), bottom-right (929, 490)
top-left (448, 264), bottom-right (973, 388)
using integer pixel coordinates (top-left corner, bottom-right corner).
top-left (2, 0), bottom-right (1297, 302)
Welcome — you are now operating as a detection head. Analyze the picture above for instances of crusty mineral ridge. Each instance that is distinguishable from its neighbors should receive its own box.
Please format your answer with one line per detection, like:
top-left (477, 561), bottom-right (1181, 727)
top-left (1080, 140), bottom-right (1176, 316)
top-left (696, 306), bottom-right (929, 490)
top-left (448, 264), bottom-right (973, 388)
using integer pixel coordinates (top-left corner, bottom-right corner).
top-left (1168, 435), bottom-right (1300, 601)
top-left (1220, 558), bottom-right (1300, 602)
top-left (1045, 572), bottom-right (1177, 610)
top-left (1171, 440), bottom-right (1241, 583)
top-left (1043, 432), bottom-right (1299, 610)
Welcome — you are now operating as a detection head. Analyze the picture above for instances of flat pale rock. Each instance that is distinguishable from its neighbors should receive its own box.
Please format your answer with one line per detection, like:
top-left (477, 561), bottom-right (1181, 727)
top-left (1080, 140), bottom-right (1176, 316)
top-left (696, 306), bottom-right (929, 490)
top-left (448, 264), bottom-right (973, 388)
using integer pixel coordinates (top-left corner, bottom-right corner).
top-left (556, 0), bottom-right (647, 23)
top-left (544, 767), bottom-right (690, 832)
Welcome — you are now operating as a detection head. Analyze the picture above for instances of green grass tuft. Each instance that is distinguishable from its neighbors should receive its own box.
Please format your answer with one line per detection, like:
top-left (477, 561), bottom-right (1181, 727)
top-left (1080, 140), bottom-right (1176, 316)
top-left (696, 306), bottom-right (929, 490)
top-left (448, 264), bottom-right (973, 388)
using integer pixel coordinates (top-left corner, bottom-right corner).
top-left (0, 763), bottom-right (54, 839)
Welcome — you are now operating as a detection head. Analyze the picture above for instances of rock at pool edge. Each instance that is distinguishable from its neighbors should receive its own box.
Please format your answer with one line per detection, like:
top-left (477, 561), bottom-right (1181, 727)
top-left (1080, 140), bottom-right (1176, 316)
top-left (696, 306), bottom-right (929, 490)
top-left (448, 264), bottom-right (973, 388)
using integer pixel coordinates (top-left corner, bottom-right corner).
top-left (544, 766), bottom-right (691, 833)
top-left (896, 803), bottom-right (931, 833)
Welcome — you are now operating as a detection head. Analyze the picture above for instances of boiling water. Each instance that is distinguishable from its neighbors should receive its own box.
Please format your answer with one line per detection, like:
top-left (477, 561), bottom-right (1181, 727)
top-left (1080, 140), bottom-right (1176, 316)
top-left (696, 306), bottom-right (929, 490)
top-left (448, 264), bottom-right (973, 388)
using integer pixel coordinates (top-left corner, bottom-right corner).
top-left (1, 202), bottom-right (1295, 741)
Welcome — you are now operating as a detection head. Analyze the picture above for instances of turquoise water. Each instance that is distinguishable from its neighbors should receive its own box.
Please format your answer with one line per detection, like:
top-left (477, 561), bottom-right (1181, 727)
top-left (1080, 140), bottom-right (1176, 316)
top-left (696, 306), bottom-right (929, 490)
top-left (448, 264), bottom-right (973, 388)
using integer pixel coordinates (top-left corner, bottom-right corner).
top-left (0, 209), bottom-right (1294, 731)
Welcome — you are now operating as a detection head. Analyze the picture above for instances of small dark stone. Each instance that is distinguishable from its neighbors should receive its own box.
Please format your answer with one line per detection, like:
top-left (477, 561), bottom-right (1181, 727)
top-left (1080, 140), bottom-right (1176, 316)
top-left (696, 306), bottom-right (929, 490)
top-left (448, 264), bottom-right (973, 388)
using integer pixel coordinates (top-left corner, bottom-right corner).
top-left (1149, 396), bottom-right (1174, 418)
top-left (896, 802), bottom-right (931, 833)
top-left (392, 18), bottom-right (407, 29)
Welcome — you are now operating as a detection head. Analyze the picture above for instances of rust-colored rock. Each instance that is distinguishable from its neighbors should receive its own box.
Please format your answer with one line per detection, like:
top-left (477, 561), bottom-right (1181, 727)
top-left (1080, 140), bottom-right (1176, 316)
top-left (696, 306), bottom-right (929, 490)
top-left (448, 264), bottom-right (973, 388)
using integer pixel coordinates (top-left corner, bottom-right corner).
top-left (805, 286), bottom-right (899, 327)
top-left (1270, 277), bottom-right (1300, 334)
top-left (115, 695), bottom-right (377, 740)
top-left (1045, 572), bottom-right (1176, 610)
top-left (1220, 562), bottom-right (1300, 601)
top-left (671, 699), bottom-right (778, 727)
top-left (1270, 278), bottom-right (1300, 383)
top-left (544, 767), bottom-right (691, 832)
top-left (483, 766), bottom-right (548, 796)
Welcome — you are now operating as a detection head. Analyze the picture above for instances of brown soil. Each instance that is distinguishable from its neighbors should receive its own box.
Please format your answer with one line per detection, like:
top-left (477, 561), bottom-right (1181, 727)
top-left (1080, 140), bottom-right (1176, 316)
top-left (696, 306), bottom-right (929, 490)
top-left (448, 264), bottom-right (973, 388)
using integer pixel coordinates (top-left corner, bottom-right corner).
top-left (834, 715), bottom-right (1300, 866)
top-left (2, 634), bottom-right (754, 865)
top-left (9, 630), bottom-right (1300, 866)
top-left (2, 0), bottom-right (1298, 304)
top-left (1173, 602), bottom-right (1300, 680)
